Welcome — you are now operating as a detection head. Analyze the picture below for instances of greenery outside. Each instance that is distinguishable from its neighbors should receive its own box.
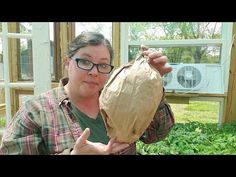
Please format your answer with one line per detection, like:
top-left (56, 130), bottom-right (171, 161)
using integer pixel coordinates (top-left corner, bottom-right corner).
top-left (0, 117), bottom-right (5, 128)
top-left (128, 22), bottom-right (222, 64)
top-left (137, 101), bottom-right (236, 155)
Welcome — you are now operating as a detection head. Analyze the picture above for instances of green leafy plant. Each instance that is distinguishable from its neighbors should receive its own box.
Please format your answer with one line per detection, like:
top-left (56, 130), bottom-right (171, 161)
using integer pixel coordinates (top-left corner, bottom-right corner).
top-left (137, 121), bottom-right (236, 155)
top-left (137, 101), bottom-right (236, 155)
top-left (0, 117), bottom-right (6, 128)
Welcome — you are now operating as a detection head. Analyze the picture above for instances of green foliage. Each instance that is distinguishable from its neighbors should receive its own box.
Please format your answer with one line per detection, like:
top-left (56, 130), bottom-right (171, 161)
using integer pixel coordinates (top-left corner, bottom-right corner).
top-left (0, 117), bottom-right (6, 128)
top-left (129, 23), bottom-right (161, 41)
top-left (137, 101), bottom-right (236, 155)
top-left (128, 22), bottom-right (222, 64)
top-left (171, 101), bottom-right (218, 124)
top-left (187, 101), bottom-right (218, 112)
top-left (128, 46), bottom-right (140, 61)
top-left (137, 121), bottom-right (236, 155)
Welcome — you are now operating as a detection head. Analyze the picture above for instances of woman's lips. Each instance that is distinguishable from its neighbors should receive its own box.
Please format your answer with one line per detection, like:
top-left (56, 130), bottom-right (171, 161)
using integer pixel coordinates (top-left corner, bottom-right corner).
top-left (84, 81), bottom-right (98, 86)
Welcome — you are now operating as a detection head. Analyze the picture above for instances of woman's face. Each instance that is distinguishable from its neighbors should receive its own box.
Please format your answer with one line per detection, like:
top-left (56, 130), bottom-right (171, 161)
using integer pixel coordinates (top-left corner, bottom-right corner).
top-left (67, 44), bottom-right (111, 98)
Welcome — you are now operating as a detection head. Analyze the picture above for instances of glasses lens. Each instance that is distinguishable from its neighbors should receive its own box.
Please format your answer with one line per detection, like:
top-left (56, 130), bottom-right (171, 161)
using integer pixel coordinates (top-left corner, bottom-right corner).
top-left (77, 59), bottom-right (93, 70)
top-left (98, 64), bottom-right (113, 74)
top-left (73, 57), bottom-right (114, 74)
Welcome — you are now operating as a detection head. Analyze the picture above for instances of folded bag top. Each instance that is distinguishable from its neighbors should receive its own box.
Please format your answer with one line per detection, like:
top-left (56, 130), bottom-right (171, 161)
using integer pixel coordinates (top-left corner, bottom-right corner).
top-left (99, 55), bottom-right (163, 143)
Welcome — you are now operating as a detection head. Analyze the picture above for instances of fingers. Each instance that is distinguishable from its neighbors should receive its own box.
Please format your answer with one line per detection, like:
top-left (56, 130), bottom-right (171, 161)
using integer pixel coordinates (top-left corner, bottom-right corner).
top-left (140, 45), bottom-right (149, 52)
top-left (148, 56), bottom-right (168, 68)
top-left (160, 66), bottom-right (173, 76)
top-left (144, 50), bottom-right (172, 77)
top-left (164, 66), bottom-right (173, 73)
top-left (144, 51), bottom-right (167, 65)
top-left (142, 50), bottom-right (152, 56)
top-left (152, 56), bottom-right (168, 64)
top-left (111, 143), bottom-right (130, 153)
top-left (143, 50), bottom-right (162, 58)
top-left (105, 138), bottom-right (130, 154)
top-left (77, 128), bottom-right (90, 145)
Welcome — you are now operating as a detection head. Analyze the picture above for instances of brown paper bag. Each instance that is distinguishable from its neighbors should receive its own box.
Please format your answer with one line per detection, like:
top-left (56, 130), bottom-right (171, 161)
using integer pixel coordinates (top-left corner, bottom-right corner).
top-left (99, 55), bottom-right (163, 143)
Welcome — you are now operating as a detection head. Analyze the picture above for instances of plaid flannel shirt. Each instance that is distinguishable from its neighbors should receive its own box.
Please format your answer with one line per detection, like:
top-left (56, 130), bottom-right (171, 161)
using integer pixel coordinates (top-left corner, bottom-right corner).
top-left (0, 77), bottom-right (175, 155)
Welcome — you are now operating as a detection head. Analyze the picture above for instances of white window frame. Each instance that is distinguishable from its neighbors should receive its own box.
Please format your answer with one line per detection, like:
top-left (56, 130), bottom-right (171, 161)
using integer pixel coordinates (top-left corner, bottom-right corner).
top-left (121, 22), bottom-right (233, 91)
top-left (0, 22), bottom-right (51, 125)
top-left (120, 22), bottom-right (233, 125)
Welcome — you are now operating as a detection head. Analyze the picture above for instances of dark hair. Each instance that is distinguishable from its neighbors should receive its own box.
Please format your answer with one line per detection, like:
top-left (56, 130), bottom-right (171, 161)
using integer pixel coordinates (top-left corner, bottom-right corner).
top-left (66, 31), bottom-right (114, 64)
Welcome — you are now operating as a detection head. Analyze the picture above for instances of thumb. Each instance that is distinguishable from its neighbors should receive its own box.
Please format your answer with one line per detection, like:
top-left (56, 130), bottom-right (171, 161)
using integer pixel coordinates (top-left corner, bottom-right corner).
top-left (77, 128), bottom-right (90, 145)
top-left (106, 138), bottom-right (115, 151)
top-left (142, 50), bottom-right (152, 56)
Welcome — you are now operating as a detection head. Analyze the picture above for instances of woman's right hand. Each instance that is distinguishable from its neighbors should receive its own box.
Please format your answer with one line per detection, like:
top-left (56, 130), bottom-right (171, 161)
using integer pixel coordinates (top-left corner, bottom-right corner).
top-left (71, 128), bottom-right (130, 155)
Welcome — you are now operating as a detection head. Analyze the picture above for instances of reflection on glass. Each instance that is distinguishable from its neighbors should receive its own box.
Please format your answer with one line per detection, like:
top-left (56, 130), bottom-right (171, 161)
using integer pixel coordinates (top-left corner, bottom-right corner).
top-left (19, 22), bottom-right (32, 34)
top-left (49, 22), bottom-right (55, 80)
top-left (0, 88), bottom-right (4, 104)
top-left (19, 94), bottom-right (33, 107)
top-left (75, 23), bottom-right (112, 43)
top-left (19, 38), bottom-right (33, 80)
top-left (0, 38), bottom-right (3, 81)
top-left (128, 22), bottom-right (222, 41)
top-left (129, 45), bottom-right (221, 64)
top-left (0, 116), bottom-right (6, 129)
top-left (0, 89), bottom-right (5, 129)
top-left (9, 23), bottom-right (54, 81)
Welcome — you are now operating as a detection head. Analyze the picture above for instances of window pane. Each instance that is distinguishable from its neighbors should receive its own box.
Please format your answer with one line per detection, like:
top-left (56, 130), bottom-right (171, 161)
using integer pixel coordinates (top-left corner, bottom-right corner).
top-left (19, 94), bottom-right (33, 107)
top-left (0, 88), bottom-right (4, 104)
top-left (128, 22), bottom-right (222, 41)
top-left (0, 89), bottom-right (5, 129)
top-left (75, 22), bottom-right (112, 43)
top-left (0, 38), bottom-right (3, 81)
top-left (129, 45), bottom-right (221, 64)
top-left (19, 22), bottom-right (32, 34)
top-left (0, 116), bottom-right (6, 129)
top-left (0, 116), bottom-right (6, 130)
top-left (49, 22), bottom-right (55, 80)
top-left (19, 39), bottom-right (33, 80)
top-left (170, 101), bottom-right (218, 124)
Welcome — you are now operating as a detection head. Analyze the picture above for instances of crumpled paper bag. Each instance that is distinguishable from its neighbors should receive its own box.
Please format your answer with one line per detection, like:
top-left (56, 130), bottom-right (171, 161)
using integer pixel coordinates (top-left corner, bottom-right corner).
top-left (99, 55), bottom-right (163, 143)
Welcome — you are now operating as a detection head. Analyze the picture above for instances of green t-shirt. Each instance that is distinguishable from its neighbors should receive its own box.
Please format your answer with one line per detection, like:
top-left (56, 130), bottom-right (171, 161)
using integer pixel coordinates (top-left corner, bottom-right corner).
top-left (71, 104), bottom-right (109, 144)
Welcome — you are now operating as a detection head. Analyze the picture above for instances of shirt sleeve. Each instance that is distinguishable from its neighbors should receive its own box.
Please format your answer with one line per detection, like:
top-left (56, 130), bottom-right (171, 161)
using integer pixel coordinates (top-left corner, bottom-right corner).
top-left (56, 148), bottom-right (73, 155)
top-left (139, 90), bottom-right (175, 144)
top-left (0, 106), bottom-right (48, 155)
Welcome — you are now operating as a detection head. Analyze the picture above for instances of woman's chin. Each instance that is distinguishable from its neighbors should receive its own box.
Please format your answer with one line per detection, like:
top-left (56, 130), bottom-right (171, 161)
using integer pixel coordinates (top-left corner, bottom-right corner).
top-left (83, 88), bottom-right (99, 96)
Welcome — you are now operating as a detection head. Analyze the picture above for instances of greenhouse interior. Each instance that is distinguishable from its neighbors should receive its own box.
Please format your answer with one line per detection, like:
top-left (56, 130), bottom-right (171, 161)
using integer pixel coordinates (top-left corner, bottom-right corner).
top-left (0, 22), bottom-right (236, 155)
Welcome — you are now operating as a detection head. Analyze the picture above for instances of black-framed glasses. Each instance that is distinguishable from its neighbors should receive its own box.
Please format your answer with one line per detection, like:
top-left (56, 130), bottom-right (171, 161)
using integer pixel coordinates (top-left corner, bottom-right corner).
top-left (71, 57), bottom-right (114, 74)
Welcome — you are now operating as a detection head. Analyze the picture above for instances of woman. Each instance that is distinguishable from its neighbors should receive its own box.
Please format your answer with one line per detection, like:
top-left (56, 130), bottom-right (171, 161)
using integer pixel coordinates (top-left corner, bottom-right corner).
top-left (0, 31), bottom-right (174, 155)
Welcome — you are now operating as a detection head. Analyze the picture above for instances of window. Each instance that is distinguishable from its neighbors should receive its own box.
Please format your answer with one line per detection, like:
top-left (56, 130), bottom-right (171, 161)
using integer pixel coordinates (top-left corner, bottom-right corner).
top-left (122, 22), bottom-right (227, 64)
top-left (0, 22), bottom-right (51, 125)
top-left (0, 38), bottom-right (3, 81)
top-left (75, 22), bottom-right (112, 43)
top-left (121, 22), bottom-right (232, 95)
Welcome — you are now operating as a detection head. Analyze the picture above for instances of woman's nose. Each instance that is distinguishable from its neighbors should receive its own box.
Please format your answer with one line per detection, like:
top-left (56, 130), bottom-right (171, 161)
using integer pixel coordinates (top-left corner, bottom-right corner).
top-left (88, 65), bottom-right (99, 76)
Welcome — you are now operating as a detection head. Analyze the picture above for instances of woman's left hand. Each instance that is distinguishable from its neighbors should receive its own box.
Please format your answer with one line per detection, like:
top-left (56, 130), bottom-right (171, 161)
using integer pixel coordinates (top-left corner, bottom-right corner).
top-left (143, 50), bottom-right (172, 77)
